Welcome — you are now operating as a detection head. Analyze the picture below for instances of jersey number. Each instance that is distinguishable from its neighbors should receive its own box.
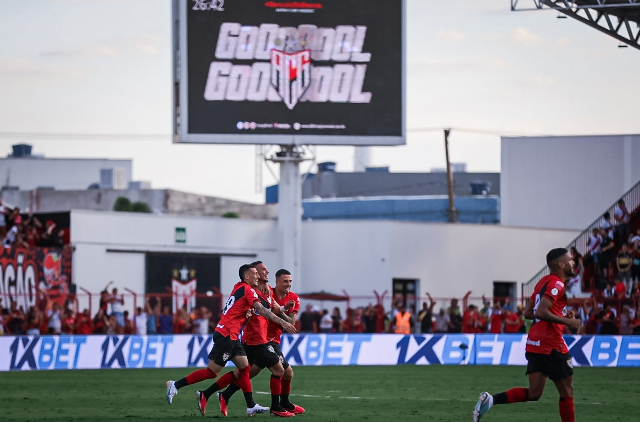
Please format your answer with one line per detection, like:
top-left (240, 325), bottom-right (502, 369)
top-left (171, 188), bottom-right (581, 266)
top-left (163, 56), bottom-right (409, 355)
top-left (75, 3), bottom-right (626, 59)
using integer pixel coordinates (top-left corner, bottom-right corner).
top-left (222, 296), bottom-right (236, 315)
top-left (532, 294), bottom-right (541, 323)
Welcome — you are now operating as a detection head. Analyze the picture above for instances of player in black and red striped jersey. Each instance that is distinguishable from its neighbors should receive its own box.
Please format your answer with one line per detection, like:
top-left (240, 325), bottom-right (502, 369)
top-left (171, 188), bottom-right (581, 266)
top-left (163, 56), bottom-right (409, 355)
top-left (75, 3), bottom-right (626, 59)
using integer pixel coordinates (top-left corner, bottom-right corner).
top-left (473, 248), bottom-right (581, 422)
top-left (165, 263), bottom-right (296, 417)
top-left (217, 263), bottom-right (303, 417)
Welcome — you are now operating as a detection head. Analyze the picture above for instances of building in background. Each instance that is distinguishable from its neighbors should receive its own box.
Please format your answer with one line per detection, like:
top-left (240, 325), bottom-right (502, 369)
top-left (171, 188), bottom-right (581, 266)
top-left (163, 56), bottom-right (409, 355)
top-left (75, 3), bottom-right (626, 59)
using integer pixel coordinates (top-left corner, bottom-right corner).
top-left (1, 189), bottom-right (277, 219)
top-left (0, 144), bottom-right (137, 191)
top-left (501, 134), bottom-right (640, 230)
top-left (266, 162), bottom-right (500, 223)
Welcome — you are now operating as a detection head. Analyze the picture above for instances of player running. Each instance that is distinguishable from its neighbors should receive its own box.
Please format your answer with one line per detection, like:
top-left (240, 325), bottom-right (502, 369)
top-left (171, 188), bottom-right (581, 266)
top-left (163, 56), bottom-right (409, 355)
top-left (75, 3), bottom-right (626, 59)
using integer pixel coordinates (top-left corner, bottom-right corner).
top-left (473, 248), bottom-right (581, 422)
top-left (218, 265), bottom-right (305, 417)
top-left (165, 263), bottom-right (296, 416)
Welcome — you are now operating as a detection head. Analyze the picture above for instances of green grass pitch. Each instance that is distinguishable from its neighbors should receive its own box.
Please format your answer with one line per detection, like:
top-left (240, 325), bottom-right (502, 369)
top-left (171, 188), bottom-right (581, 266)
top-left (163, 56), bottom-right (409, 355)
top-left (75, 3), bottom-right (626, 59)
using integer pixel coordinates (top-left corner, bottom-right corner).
top-left (1, 365), bottom-right (639, 421)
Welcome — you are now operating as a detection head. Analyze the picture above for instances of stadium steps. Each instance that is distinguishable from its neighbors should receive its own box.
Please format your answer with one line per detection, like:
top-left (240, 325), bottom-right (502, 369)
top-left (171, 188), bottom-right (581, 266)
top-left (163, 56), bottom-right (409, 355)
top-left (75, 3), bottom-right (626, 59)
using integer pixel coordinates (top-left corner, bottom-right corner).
top-left (521, 178), bottom-right (640, 301)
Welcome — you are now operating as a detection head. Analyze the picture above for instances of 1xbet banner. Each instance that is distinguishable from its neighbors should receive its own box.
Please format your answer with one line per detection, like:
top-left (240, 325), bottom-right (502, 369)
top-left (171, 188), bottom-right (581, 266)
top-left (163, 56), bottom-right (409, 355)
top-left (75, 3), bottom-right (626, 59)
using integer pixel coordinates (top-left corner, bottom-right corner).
top-left (2, 334), bottom-right (640, 371)
top-left (175, 0), bottom-right (404, 144)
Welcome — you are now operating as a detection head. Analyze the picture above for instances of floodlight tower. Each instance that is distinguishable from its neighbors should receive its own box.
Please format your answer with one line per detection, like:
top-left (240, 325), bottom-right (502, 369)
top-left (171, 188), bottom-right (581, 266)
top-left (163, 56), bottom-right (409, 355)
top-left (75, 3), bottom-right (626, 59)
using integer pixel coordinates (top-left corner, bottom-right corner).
top-left (511, 0), bottom-right (640, 50)
top-left (267, 145), bottom-right (310, 292)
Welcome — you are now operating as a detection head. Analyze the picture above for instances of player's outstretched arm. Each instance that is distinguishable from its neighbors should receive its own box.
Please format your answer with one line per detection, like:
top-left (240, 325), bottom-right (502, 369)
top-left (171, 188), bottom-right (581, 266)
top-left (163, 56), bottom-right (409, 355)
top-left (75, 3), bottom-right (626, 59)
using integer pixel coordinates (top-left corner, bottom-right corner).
top-left (253, 302), bottom-right (297, 333)
top-left (534, 297), bottom-right (581, 330)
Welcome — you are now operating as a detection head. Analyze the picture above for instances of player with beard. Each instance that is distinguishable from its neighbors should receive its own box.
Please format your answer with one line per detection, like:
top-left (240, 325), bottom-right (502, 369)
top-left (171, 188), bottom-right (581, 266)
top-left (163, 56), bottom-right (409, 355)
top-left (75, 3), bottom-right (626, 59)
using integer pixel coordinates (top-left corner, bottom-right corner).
top-left (473, 248), bottom-right (581, 422)
top-left (218, 266), bottom-right (305, 417)
top-left (165, 264), bottom-right (296, 417)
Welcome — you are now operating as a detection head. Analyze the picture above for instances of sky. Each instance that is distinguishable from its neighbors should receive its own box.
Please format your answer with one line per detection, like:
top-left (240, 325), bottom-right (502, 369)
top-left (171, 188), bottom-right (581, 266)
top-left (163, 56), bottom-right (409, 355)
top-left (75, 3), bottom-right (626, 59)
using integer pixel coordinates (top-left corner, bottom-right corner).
top-left (1, 0), bottom-right (639, 203)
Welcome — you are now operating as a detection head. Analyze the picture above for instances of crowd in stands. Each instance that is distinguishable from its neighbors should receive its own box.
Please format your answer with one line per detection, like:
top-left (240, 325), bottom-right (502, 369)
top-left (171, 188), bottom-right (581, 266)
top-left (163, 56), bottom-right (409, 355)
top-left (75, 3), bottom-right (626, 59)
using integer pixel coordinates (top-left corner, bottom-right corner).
top-left (0, 281), bottom-right (223, 336)
top-left (0, 200), bottom-right (67, 248)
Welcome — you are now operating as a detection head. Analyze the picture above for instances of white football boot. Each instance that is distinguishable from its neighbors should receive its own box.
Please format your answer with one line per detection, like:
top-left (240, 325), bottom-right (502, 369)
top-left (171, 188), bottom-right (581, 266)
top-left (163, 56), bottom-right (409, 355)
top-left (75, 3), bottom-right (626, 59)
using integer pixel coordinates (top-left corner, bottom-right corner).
top-left (473, 392), bottom-right (493, 421)
top-left (166, 380), bottom-right (178, 405)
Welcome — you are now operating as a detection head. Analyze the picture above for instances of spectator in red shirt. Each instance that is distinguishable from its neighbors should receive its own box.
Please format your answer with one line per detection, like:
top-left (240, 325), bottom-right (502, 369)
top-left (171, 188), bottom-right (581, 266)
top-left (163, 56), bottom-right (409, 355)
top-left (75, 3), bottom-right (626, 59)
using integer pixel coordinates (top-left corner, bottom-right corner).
top-left (489, 304), bottom-right (503, 334)
top-left (462, 304), bottom-right (478, 334)
top-left (614, 277), bottom-right (627, 298)
top-left (503, 309), bottom-right (522, 334)
top-left (75, 309), bottom-right (93, 335)
top-left (61, 310), bottom-right (75, 334)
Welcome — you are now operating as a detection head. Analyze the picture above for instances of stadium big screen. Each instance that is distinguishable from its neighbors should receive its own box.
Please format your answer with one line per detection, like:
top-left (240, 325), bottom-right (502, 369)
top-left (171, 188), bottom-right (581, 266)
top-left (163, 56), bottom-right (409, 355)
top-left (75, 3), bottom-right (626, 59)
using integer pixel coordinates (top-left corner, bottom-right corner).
top-left (173, 0), bottom-right (405, 145)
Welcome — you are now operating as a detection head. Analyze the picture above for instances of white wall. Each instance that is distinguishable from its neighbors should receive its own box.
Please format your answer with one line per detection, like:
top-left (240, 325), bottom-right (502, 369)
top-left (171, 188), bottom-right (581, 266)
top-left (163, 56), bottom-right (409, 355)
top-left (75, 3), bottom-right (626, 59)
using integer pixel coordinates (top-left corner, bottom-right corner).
top-left (501, 135), bottom-right (640, 230)
top-left (69, 211), bottom-right (578, 313)
top-left (301, 221), bottom-right (578, 309)
top-left (70, 210), bottom-right (277, 313)
top-left (0, 158), bottom-right (132, 191)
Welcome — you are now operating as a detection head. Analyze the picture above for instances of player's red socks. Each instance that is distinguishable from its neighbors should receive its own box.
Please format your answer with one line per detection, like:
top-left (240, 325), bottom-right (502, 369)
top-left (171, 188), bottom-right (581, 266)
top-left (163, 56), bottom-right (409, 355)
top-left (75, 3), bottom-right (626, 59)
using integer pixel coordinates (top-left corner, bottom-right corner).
top-left (280, 377), bottom-right (294, 409)
top-left (237, 366), bottom-right (252, 393)
top-left (281, 377), bottom-right (292, 395)
top-left (270, 375), bottom-right (283, 410)
top-left (214, 371), bottom-right (238, 391)
top-left (270, 375), bottom-right (283, 395)
top-left (506, 388), bottom-right (528, 403)
top-left (237, 366), bottom-right (256, 408)
top-left (178, 368), bottom-right (217, 389)
top-left (559, 397), bottom-right (575, 422)
top-left (492, 387), bottom-right (528, 405)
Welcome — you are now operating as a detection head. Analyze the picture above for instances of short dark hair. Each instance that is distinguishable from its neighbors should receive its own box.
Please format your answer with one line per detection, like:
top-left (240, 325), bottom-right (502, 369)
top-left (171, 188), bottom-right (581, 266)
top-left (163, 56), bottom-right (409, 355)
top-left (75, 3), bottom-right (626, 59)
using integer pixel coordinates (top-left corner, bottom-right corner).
top-left (546, 248), bottom-right (568, 266)
top-left (275, 269), bottom-right (291, 278)
top-left (603, 211), bottom-right (610, 219)
top-left (250, 261), bottom-right (262, 267)
top-left (239, 264), bottom-right (253, 280)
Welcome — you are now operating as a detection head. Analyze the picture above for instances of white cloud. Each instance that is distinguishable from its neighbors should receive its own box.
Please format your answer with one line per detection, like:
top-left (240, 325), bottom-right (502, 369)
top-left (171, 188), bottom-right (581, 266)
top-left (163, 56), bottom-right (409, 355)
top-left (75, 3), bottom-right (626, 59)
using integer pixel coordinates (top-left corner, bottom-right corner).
top-left (555, 36), bottom-right (573, 48)
top-left (409, 56), bottom-right (514, 71)
top-left (435, 29), bottom-right (467, 43)
top-left (531, 76), bottom-right (557, 87)
top-left (0, 57), bottom-right (86, 87)
top-left (127, 34), bottom-right (165, 56)
top-left (510, 27), bottom-right (543, 48)
top-left (40, 34), bottom-right (166, 59)
top-left (41, 43), bottom-right (119, 58)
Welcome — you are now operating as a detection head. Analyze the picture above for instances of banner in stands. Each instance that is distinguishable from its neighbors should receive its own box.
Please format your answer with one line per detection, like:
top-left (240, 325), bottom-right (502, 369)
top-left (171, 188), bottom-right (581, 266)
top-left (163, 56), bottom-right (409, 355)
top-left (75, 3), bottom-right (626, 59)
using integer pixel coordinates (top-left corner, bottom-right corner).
top-left (0, 247), bottom-right (73, 312)
top-left (2, 334), bottom-right (639, 371)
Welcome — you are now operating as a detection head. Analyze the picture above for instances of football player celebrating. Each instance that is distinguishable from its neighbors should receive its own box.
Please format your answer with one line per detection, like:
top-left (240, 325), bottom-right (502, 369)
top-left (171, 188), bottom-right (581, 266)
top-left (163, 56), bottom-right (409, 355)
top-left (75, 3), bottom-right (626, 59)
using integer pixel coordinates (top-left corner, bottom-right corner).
top-left (473, 248), bottom-right (580, 422)
top-left (218, 266), bottom-right (305, 417)
top-left (165, 263), bottom-right (296, 416)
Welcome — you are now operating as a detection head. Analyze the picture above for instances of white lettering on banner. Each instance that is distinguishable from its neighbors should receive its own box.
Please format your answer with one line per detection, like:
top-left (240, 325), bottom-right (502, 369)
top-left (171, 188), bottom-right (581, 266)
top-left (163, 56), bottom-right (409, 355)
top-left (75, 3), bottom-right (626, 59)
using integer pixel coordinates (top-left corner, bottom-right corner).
top-left (205, 23), bottom-right (372, 108)
top-left (2, 335), bottom-right (640, 371)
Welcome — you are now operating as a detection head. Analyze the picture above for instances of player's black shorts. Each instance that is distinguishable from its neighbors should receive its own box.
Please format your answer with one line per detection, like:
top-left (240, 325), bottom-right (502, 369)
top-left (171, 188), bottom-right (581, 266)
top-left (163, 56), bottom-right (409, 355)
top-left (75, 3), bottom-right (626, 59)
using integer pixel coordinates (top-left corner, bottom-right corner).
top-left (268, 341), bottom-right (290, 370)
top-left (244, 343), bottom-right (282, 369)
top-left (208, 332), bottom-right (246, 367)
top-left (525, 350), bottom-right (573, 382)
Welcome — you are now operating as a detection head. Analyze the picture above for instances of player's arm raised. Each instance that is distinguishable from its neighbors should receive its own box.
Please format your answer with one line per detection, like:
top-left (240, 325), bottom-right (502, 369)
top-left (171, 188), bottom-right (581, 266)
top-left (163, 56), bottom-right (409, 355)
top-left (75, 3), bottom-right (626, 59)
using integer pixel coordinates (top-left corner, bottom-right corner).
top-left (253, 301), bottom-right (297, 333)
top-left (534, 297), bottom-right (580, 330)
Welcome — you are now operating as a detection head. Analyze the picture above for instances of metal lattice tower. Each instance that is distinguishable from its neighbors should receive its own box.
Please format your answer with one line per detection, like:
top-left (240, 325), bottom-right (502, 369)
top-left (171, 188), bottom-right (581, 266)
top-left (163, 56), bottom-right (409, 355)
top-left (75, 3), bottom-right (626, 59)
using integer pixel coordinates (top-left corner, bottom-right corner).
top-left (511, 1), bottom-right (640, 50)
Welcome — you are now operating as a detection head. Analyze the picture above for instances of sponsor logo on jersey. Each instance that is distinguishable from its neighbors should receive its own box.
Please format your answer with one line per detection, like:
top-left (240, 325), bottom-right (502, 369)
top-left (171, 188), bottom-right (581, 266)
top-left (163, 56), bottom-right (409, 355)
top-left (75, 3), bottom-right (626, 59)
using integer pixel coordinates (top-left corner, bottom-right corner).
top-left (222, 352), bottom-right (230, 361)
top-left (526, 339), bottom-right (541, 346)
top-left (551, 288), bottom-right (559, 296)
top-left (268, 345), bottom-right (276, 354)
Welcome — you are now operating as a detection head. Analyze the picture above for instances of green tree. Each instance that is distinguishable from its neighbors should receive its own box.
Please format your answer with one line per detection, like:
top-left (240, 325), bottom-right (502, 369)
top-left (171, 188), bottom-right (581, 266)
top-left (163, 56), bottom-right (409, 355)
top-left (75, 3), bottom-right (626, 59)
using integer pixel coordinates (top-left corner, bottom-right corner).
top-left (113, 196), bottom-right (131, 212)
top-left (221, 211), bottom-right (240, 218)
top-left (131, 201), bottom-right (152, 213)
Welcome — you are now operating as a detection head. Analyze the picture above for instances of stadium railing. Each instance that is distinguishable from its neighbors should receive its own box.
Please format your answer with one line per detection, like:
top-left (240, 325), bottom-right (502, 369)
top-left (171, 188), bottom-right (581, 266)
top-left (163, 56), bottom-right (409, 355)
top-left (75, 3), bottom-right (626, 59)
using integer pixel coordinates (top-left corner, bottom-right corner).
top-left (521, 178), bottom-right (640, 301)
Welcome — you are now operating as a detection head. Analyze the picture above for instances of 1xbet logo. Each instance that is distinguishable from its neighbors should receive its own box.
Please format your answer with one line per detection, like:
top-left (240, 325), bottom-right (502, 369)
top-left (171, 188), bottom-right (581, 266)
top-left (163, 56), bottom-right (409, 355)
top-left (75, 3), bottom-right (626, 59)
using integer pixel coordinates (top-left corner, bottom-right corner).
top-left (192, 0), bottom-right (224, 11)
